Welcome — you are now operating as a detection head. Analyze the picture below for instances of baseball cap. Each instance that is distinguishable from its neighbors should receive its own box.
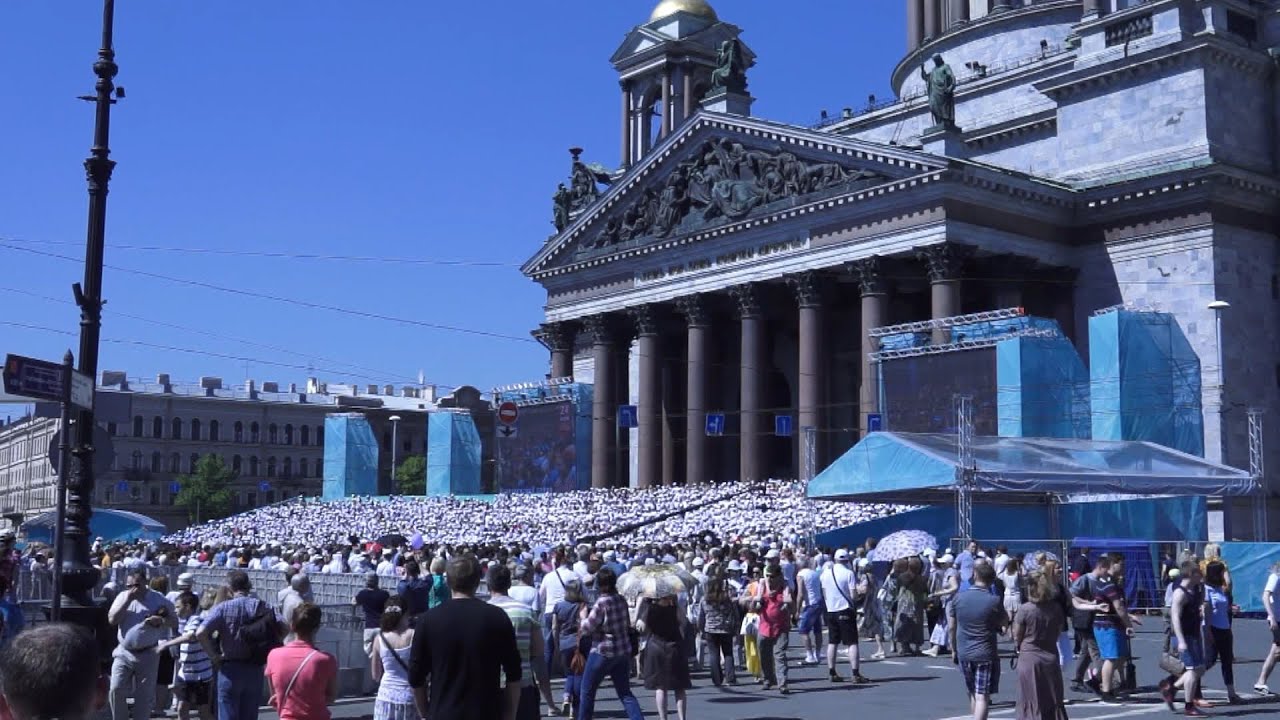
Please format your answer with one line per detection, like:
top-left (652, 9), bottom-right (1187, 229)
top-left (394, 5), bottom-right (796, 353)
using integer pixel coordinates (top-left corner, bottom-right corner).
top-left (176, 573), bottom-right (193, 588)
top-left (692, 557), bottom-right (704, 567)
top-left (834, 549), bottom-right (850, 561)
top-left (856, 558), bottom-right (870, 569)
top-left (727, 560), bottom-right (742, 572)
top-left (765, 549), bottom-right (780, 559)
top-left (939, 553), bottom-right (955, 564)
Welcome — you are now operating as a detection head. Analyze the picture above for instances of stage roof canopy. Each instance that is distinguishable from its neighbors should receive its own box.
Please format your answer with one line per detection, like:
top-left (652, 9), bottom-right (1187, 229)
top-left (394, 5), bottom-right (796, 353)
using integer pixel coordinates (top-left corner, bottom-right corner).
top-left (807, 432), bottom-right (1258, 505)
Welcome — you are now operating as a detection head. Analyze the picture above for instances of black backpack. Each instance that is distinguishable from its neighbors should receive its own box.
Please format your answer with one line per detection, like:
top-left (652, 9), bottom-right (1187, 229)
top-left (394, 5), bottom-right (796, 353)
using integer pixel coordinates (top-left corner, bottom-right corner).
top-left (234, 600), bottom-right (282, 665)
top-left (1069, 575), bottom-right (1095, 630)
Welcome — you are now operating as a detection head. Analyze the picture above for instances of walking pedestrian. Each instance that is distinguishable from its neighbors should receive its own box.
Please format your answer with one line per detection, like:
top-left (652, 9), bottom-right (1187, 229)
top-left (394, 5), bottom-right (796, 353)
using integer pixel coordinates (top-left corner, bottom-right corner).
top-left (755, 564), bottom-right (793, 694)
top-left (553, 580), bottom-right (589, 717)
top-left (1201, 560), bottom-right (1241, 704)
top-left (369, 596), bottom-right (416, 720)
top-left (795, 555), bottom-right (825, 665)
top-left (197, 570), bottom-right (285, 720)
top-left (699, 569), bottom-right (739, 688)
top-left (1161, 562), bottom-right (1208, 716)
top-left (639, 594), bottom-right (691, 720)
top-left (576, 566), bottom-right (644, 720)
top-left (1254, 560), bottom-right (1280, 694)
top-left (1012, 572), bottom-right (1067, 720)
top-left (107, 570), bottom-right (178, 720)
top-left (489, 564), bottom-right (558, 720)
top-left (819, 549), bottom-right (869, 683)
top-left (950, 561), bottom-right (1006, 720)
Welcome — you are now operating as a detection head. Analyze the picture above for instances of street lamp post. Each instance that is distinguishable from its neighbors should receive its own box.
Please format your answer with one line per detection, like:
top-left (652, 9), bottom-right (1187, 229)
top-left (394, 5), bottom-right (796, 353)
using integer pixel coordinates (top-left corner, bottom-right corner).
top-left (54, 0), bottom-right (119, 648)
top-left (1208, 300), bottom-right (1232, 536)
top-left (389, 415), bottom-right (401, 492)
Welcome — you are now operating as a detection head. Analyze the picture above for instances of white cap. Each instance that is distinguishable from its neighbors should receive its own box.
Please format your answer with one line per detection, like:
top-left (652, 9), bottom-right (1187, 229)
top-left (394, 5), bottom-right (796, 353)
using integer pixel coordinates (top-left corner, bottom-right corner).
top-left (692, 557), bottom-right (704, 567)
top-left (856, 558), bottom-right (870, 569)
top-left (644, 558), bottom-right (657, 566)
top-left (727, 560), bottom-right (742, 572)
top-left (765, 549), bottom-right (780, 559)
top-left (603, 550), bottom-right (616, 561)
top-left (834, 549), bottom-right (850, 561)
top-left (939, 553), bottom-right (955, 564)
top-left (177, 573), bottom-right (193, 588)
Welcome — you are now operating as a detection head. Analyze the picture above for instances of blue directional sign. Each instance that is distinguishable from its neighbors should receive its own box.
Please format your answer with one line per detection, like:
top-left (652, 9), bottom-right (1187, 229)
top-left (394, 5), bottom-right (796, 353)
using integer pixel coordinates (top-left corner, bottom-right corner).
top-left (774, 414), bottom-right (793, 437)
top-left (169, 481), bottom-right (181, 494)
top-left (259, 480), bottom-right (271, 492)
top-left (116, 480), bottom-right (129, 493)
top-left (868, 413), bottom-right (883, 432)
top-left (617, 404), bottom-right (638, 429)
top-left (705, 413), bottom-right (725, 437)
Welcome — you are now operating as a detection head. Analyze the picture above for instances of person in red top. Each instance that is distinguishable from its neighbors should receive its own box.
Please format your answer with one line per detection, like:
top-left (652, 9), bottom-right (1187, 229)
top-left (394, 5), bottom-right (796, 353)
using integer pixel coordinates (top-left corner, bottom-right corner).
top-left (755, 564), bottom-right (794, 694)
top-left (264, 603), bottom-right (337, 720)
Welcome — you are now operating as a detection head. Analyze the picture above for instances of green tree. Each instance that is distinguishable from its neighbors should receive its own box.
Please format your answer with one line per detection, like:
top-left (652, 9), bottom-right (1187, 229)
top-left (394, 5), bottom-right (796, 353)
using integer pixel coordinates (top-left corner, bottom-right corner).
top-left (395, 455), bottom-right (427, 495)
top-left (175, 454), bottom-right (237, 524)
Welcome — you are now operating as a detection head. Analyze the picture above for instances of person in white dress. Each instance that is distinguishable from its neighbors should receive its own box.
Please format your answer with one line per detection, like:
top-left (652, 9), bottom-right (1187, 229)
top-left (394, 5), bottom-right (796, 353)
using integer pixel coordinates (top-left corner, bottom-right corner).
top-left (370, 596), bottom-right (415, 720)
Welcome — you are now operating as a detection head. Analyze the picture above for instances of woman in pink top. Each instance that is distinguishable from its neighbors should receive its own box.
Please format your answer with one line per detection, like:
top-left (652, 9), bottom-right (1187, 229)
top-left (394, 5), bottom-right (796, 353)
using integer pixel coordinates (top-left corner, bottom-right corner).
top-left (265, 603), bottom-right (338, 720)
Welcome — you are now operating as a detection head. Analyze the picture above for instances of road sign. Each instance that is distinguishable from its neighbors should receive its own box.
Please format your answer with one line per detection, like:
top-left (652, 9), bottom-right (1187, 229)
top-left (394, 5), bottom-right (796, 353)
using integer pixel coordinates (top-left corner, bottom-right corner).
top-left (868, 413), bottom-right (883, 432)
top-left (2, 353), bottom-right (94, 409)
top-left (705, 413), bottom-right (725, 437)
top-left (497, 401), bottom-right (519, 426)
top-left (497, 424), bottom-right (518, 439)
top-left (258, 480), bottom-right (270, 492)
top-left (617, 405), bottom-right (638, 429)
top-left (169, 481), bottom-right (181, 494)
top-left (774, 414), bottom-right (793, 437)
top-left (115, 479), bottom-right (128, 493)
top-left (48, 425), bottom-right (115, 476)
top-left (70, 371), bottom-right (94, 410)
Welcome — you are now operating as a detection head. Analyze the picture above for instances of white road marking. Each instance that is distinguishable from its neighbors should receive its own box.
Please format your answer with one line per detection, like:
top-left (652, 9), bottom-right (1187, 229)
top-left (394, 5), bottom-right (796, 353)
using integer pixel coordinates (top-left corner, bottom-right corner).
top-left (879, 660), bottom-right (907, 665)
top-left (926, 664), bottom-right (955, 670)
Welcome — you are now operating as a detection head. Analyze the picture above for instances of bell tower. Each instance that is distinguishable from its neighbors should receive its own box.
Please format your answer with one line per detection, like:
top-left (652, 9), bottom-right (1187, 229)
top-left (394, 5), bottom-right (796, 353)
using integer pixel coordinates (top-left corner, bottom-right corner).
top-left (611, 0), bottom-right (755, 170)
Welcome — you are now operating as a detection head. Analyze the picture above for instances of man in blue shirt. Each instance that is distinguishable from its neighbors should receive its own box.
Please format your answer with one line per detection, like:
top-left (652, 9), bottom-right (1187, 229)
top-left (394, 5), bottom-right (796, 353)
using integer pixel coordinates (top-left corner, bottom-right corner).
top-left (955, 540), bottom-right (978, 592)
top-left (949, 561), bottom-right (1006, 720)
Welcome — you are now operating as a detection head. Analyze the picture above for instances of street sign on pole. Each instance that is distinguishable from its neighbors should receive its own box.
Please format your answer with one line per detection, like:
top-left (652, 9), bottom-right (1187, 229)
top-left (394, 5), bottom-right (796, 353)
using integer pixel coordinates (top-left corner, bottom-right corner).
top-left (617, 405), bottom-right (638, 429)
top-left (169, 481), bottom-right (181, 494)
top-left (868, 413), bottom-right (883, 432)
top-left (259, 480), bottom-right (270, 492)
top-left (69, 371), bottom-right (93, 410)
top-left (774, 414), bottom-right (793, 437)
top-left (497, 401), bottom-right (519, 426)
top-left (3, 354), bottom-right (65, 403)
top-left (115, 480), bottom-right (128, 493)
top-left (497, 424), bottom-right (518, 439)
top-left (705, 413), bottom-right (725, 437)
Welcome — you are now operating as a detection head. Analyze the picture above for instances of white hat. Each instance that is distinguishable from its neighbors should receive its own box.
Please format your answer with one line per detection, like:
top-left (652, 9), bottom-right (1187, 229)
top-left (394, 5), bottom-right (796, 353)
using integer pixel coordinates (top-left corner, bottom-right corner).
top-left (603, 550), bottom-right (616, 561)
top-left (765, 549), bottom-right (780, 559)
top-left (177, 573), bottom-right (193, 588)
top-left (834, 549), bottom-right (850, 561)
top-left (644, 558), bottom-right (657, 566)
top-left (727, 560), bottom-right (742, 572)
top-left (856, 558), bottom-right (870, 569)
top-left (939, 553), bottom-right (955, 564)
top-left (692, 557), bottom-right (704, 567)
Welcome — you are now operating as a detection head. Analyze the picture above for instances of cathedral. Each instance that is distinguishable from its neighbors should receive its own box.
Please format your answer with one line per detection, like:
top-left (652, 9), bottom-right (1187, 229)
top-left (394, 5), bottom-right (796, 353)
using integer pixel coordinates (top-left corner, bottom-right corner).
top-left (521, 0), bottom-right (1280, 529)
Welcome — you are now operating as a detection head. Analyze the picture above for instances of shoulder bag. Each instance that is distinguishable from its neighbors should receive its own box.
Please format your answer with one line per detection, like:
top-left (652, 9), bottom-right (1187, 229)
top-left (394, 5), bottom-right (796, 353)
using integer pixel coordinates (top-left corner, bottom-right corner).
top-left (568, 603), bottom-right (587, 675)
top-left (276, 649), bottom-right (318, 710)
top-left (378, 632), bottom-right (413, 676)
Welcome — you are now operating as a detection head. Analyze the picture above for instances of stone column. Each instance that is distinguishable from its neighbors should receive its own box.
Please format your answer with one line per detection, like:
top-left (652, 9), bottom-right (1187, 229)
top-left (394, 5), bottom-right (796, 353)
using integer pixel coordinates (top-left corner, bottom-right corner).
top-left (907, 0), bottom-right (924, 53)
top-left (850, 258), bottom-right (887, 436)
top-left (787, 272), bottom-right (825, 479)
top-left (677, 296), bottom-right (710, 484)
top-left (585, 315), bottom-right (615, 489)
top-left (949, 0), bottom-right (969, 28)
top-left (682, 64), bottom-right (694, 122)
top-left (661, 360), bottom-right (677, 486)
top-left (919, 244), bottom-right (968, 344)
top-left (923, 0), bottom-right (941, 41)
top-left (1082, 0), bottom-right (1100, 18)
top-left (731, 284), bottom-right (765, 483)
top-left (630, 305), bottom-right (661, 489)
top-left (537, 322), bottom-right (576, 380)
top-left (660, 70), bottom-right (672, 139)
top-left (621, 81), bottom-right (632, 169)
top-left (990, 256), bottom-right (1036, 311)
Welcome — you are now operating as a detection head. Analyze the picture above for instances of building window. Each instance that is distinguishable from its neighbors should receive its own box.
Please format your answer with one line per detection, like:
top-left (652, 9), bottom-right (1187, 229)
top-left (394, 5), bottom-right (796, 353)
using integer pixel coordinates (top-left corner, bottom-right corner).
top-left (132, 451), bottom-right (143, 470)
top-left (151, 452), bottom-right (162, 473)
top-left (171, 418), bottom-right (183, 440)
top-left (266, 490), bottom-right (276, 504)
top-left (234, 421), bottom-right (244, 442)
top-left (316, 426), bottom-right (324, 446)
top-left (210, 419), bottom-right (220, 442)
top-left (130, 485), bottom-right (141, 502)
top-left (169, 453), bottom-right (180, 473)
top-left (299, 460), bottom-right (308, 479)
top-left (133, 416), bottom-right (143, 437)
top-left (268, 424), bottom-right (278, 444)
top-left (190, 419), bottom-right (201, 441)
top-left (249, 456), bottom-right (259, 476)
top-left (247, 491), bottom-right (258, 507)
top-left (232, 455), bottom-right (242, 474)
top-left (107, 421), bottom-right (118, 436)
top-left (190, 453), bottom-right (200, 473)
top-left (104, 489), bottom-right (114, 504)
top-left (282, 457), bottom-right (292, 478)
top-left (314, 458), bottom-right (323, 478)
top-left (251, 422), bottom-right (260, 443)
top-left (150, 488), bottom-right (159, 505)
top-left (284, 424), bottom-right (294, 445)
top-left (267, 457), bottom-right (277, 478)
top-left (153, 416), bottom-right (164, 439)
top-left (300, 425), bottom-right (310, 446)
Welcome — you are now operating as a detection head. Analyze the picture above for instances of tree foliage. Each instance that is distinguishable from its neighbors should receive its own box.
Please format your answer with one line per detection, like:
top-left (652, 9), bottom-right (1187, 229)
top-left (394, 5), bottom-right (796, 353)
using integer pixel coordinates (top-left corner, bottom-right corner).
top-left (174, 454), bottom-right (237, 523)
top-left (395, 455), bottom-right (427, 496)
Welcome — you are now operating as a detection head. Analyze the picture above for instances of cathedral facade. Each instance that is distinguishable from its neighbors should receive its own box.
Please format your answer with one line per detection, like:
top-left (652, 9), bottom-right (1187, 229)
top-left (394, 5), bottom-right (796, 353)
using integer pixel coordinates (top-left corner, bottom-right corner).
top-left (522, 0), bottom-right (1280, 529)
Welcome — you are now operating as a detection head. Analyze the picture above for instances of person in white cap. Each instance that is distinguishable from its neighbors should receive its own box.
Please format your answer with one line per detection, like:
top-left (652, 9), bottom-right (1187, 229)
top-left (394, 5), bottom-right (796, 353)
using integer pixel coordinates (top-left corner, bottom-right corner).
top-left (819, 549), bottom-right (869, 683)
top-left (925, 553), bottom-right (959, 657)
top-left (855, 557), bottom-right (888, 660)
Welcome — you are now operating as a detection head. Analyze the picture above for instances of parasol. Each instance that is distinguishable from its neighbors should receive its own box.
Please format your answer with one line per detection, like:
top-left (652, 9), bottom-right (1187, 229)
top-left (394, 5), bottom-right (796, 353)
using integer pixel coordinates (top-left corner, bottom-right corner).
top-left (867, 529), bottom-right (939, 562)
top-left (377, 533), bottom-right (408, 548)
top-left (617, 564), bottom-right (698, 600)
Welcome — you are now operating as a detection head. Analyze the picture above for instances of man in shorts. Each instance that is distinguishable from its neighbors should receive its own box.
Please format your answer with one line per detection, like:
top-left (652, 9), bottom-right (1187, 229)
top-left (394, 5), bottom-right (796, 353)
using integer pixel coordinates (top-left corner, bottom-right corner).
top-left (950, 560), bottom-right (1006, 720)
top-left (1092, 555), bottom-right (1139, 702)
top-left (795, 555), bottom-right (825, 665)
top-left (1254, 561), bottom-right (1280, 694)
top-left (819, 549), bottom-right (868, 683)
top-left (1162, 562), bottom-right (1207, 716)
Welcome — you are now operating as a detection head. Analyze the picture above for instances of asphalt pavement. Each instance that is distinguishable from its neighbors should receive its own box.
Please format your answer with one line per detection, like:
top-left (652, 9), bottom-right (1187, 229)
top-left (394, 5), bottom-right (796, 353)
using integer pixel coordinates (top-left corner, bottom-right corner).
top-left (261, 619), bottom-right (1280, 720)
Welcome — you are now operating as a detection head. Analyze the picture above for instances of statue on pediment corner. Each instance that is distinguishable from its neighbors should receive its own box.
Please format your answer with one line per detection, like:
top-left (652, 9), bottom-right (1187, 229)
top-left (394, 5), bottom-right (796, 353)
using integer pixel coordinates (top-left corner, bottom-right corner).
top-left (709, 38), bottom-right (750, 96)
top-left (552, 183), bottom-right (572, 232)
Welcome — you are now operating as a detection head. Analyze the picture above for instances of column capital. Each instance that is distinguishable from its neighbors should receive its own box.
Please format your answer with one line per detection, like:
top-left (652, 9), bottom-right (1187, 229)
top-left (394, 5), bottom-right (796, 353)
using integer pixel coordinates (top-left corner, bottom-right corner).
top-left (582, 314), bottom-right (619, 345)
top-left (675, 295), bottom-right (712, 328)
top-left (786, 270), bottom-right (827, 308)
top-left (533, 321), bottom-right (577, 352)
top-left (627, 304), bottom-right (662, 337)
top-left (917, 242), bottom-right (973, 283)
top-left (846, 256), bottom-right (886, 296)
top-left (729, 283), bottom-right (763, 318)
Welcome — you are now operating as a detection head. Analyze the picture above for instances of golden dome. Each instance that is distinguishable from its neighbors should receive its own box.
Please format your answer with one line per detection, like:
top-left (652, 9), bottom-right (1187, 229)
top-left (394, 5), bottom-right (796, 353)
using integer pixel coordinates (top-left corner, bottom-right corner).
top-left (649, 0), bottom-right (718, 23)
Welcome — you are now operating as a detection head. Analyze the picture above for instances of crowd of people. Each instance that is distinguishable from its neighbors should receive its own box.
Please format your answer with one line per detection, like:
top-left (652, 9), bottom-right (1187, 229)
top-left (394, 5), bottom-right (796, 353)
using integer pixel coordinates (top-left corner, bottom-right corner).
top-left (160, 480), bottom-right (905, 549)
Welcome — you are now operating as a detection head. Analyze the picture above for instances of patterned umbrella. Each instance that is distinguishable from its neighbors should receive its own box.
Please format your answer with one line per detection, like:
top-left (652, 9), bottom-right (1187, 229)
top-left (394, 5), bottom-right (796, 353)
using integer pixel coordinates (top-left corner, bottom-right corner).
top-left (617, 564), bottom-right (699, 600)
top-left (1022, 551), bottom-right (1059, 571)
top-left (867, 529), bottom-right (939, 562)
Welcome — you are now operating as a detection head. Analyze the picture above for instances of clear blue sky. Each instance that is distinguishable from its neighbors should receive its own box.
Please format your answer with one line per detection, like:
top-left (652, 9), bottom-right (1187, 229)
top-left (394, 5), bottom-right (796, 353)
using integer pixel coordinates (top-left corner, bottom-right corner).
top-left (0, 1), bottom-right (904, 416)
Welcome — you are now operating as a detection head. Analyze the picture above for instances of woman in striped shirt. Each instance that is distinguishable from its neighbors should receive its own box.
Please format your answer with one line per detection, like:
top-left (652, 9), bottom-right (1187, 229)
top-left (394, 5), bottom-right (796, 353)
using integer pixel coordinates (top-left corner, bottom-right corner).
top-left (158, 589), bottom-right (216, 720)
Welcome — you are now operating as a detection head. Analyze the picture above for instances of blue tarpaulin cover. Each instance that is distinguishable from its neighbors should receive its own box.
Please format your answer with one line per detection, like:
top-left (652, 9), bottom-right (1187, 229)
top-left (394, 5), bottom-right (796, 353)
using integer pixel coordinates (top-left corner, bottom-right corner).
top-left (22, 508), bottom-right (165, 543)
top-left (807, 432), bottom-right (1258, 505)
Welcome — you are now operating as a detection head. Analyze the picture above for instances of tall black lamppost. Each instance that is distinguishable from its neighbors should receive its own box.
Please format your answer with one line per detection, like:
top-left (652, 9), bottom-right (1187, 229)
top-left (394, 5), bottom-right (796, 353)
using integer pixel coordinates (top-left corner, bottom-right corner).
top-left (59, 0), bottom-right (120, 628)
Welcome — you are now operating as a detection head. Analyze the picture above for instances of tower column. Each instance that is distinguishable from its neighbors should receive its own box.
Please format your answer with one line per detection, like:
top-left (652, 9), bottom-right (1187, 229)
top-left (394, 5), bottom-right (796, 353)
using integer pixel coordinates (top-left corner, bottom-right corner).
top-left (1081, 0), bottom-right (1100, 18)
top-left (850, 258), bottom-right (887, 436)
top-left (919, 243), bottom-right (968, 344)
top-left (949, 0), bottom-right (969, 28)
top-left (678, 296), bottom-right (710, 484)
top-left (787, 272), bottom-right (825, 478)
top-left (631, 305), bottom-right (661, 490)
top-left (907, 0), bottom-right (924, 52)
top-left (586, 315), bottom-right (616, 489)
top-left (620, 81), bottom-right (632, 169)
top-left (924, 0), bottom-right (941, 41)
top-left (660, 70), bottom-right (672, 139)
top-left (731, 284), bottom-right (765, 483)
top-left (682, 64), bottom-right (694, 123)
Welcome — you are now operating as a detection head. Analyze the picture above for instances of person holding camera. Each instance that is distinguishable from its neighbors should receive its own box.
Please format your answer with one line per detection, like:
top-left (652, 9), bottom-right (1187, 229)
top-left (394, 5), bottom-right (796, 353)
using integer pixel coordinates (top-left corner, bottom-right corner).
top-left (107, 570), bottom-right (178, 720)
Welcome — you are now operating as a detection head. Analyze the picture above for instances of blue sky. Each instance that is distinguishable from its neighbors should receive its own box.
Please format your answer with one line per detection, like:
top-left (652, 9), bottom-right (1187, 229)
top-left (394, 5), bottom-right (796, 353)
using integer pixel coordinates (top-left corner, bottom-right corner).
top-left (0, 1), bottom-right (904, 416)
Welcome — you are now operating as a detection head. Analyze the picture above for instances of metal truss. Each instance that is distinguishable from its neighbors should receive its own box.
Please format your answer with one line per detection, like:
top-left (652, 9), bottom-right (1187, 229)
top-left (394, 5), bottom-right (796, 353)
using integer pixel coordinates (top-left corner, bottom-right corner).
top-left (955, 395), bottom-right (975, 544)
top-left (1250, 408), bottom-right (1269, 541)
top-left (869, 328), bottom-right (1057, 363)
top-left (869, 307), bottom-right (1027, 338)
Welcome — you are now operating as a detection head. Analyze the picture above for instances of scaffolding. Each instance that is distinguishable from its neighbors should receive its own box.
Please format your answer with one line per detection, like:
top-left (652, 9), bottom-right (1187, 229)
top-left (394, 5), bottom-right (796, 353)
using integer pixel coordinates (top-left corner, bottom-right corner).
top-left (955, 394), bottom-right (974, 543)
top-left (1250, 408), bottom-right (1269, 541)
top-left (803, 425), bottom-right (818, 548)
top-left (869, 307), bottom-right (1028, 337)
top-left (869, 328), bottom-right (1057, 362)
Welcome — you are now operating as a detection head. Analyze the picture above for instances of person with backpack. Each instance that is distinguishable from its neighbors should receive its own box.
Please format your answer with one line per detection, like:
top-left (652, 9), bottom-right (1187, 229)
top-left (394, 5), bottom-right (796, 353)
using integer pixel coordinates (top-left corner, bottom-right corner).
top-left (427, 557), bottom-right (451, 611)
top-left (197, 570), bottom-right (284, 720)
top-left (1068, 560), bottom-right (1109, 694)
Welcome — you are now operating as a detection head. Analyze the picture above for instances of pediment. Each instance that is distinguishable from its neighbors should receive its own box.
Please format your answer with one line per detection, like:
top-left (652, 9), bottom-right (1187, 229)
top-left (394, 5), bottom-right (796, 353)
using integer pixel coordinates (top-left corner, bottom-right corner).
top-left (610, 20), bottom-right (746, 67)
top-left (524, 113), bottom-right (946, 277)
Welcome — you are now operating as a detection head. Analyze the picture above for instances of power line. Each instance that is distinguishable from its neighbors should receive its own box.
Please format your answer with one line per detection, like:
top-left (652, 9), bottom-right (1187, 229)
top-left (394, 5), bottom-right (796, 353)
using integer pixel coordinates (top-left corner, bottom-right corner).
top-left (0, 242), bottom-right (538, 344)
top-left (0, 234), bottom-right (522, 268)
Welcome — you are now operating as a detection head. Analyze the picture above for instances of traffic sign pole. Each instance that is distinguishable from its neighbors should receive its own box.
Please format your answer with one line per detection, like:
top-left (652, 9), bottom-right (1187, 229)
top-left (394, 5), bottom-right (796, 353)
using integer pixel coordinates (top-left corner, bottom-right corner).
top-left (52, 350), bottom-right (73, 622)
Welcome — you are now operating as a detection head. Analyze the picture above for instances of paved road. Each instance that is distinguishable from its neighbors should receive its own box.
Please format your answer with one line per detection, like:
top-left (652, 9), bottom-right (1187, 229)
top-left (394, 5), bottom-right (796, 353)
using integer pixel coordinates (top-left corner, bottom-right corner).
top-left (262, 620), bottom-right (1280, 720)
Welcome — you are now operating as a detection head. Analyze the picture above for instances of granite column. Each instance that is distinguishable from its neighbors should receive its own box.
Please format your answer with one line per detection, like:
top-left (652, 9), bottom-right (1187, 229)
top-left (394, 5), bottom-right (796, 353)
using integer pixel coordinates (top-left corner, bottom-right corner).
top-left (907, 0), bottom-right (924, 53)
top-left (631, 305), bottom-right (661, 489)
top-left (620, 82), bottom-right (632, 169)
top-left (919, 243), bottom-right (968, 344)
top-left (677, 296), bottom-right (710, 484)
top-left (850, 258), bottom-right (887, 436)
top-left (660, 71), bottom-right (672, 139)
top-left (787, 272), bottom-right (825, 479)
top-left (586, 315), bottom-right (616, 489)
top-left (538, 322), bottom-right (577, 380)
top-left (924, 0), bottom-right (941, 41)
top-left (732, 284), bottom-right (765, 483)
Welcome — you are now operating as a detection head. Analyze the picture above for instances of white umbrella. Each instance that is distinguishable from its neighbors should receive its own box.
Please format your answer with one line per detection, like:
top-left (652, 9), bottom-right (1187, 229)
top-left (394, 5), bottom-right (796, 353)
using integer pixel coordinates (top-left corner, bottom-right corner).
top-left (867, 529), bottom-right (939, 562)
top-left (617, 564), bottom-right (698, 600)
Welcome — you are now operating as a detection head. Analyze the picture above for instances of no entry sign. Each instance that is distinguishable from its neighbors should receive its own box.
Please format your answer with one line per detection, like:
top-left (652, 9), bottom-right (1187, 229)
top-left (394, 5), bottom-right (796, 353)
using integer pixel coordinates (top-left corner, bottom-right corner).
top-left (497, 401), bottom-right (519, 426)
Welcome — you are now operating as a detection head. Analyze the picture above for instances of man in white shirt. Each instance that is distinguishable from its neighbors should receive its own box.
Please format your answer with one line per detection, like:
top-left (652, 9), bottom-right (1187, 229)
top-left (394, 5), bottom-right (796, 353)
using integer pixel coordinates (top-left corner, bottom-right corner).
top-left (537, 552), bottom-right (578, 678)
top-left (818, 548), bottom-right (868, 683)
top-left (993, 546), bottom-right (1010, 577)
top-left (377, 550), bottom-right (397, 578)
top-left (107, 571), bottom-right (178, 720)
top-left (1255, 562), bottom-right (1280, 694)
